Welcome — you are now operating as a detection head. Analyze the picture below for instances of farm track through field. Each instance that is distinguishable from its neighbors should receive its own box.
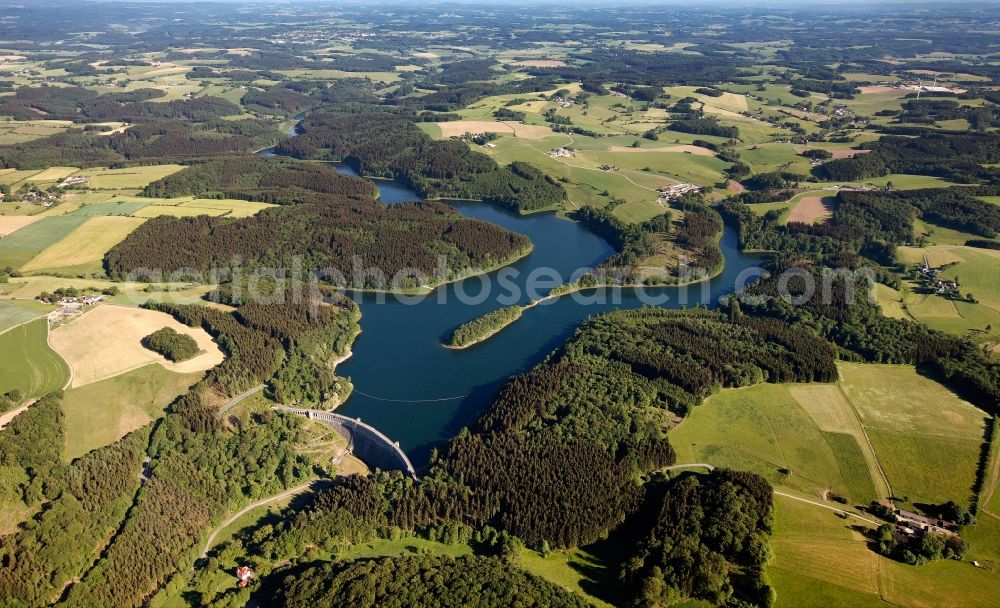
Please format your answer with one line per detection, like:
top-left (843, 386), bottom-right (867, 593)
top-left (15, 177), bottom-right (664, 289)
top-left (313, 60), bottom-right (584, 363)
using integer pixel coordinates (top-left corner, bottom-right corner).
top-left (836, 384), bottom-right (894, 504)
top-left (773, 491), bottom-right (882, 526)
top-left (666, 463), bottom-right (883, 525)
top-left (981, 430), bottom-right (1000, 518)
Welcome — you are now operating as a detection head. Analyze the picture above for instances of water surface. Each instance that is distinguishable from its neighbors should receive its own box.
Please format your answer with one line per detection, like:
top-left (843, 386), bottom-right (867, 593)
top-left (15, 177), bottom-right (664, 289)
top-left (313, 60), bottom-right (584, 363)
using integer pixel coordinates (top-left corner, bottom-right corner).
top-left (261, 134), bottom-right (765, 467)
top-left (332, 173), bottom-right (765, 465)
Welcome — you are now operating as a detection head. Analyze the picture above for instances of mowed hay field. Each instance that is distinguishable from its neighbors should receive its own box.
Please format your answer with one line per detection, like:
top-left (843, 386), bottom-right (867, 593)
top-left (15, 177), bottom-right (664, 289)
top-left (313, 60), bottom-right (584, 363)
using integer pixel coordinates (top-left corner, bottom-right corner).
top-left (433, 120), bottom-right (555, 139)
top-left (49, 304), bottom-right (225, 387)
top-left (0, 215), bottom-right (40, 236)
top-left (20, 216), bottom-right (146, 273)
top-left (669, 382), bottom-right (880, 503)
top-left (768, 494), bottom-right (1000, 608)
top-left (24, 166), bottom-right (79, 183)
top-left (0, 215), bottom-right (89, 269)
top-left (60, 364), bottom-right (203, 461)
top-left (0, 318), bottom-right (70, 397)
top-left (787, 196), bottom-right (835, 224)
top-left (670, 362), bottom-right (988, 508)
top-left (838, 363), bottom-right (987, 508)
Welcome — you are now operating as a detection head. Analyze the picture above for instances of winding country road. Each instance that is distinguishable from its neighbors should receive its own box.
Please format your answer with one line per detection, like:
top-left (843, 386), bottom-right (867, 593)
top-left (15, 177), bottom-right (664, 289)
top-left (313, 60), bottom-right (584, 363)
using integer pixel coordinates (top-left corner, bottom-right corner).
top-left (219, 384), bottom-right (266, 414)
top-left (200, 480), bottom-right (315, 559)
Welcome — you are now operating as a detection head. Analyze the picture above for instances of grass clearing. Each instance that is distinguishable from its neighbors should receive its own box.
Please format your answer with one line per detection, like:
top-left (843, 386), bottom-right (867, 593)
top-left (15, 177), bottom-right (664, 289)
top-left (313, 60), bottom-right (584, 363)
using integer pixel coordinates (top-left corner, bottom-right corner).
top-left (0, 318), bottom-right (70, 397)
top-left (768, 493), bottom-right (1000, 608)
top-left (874, 283), bottom-right (909, 320)
top-left (49, 304), bottom-right (225, 387)
top-left (61, 363), bottom-right (202, 460)
top-left (20, 216), bottom-right (145, 273)
top-left (517, 548), bottom-right (615, 608)
top-left (0, 299), bottom-right (44, 333)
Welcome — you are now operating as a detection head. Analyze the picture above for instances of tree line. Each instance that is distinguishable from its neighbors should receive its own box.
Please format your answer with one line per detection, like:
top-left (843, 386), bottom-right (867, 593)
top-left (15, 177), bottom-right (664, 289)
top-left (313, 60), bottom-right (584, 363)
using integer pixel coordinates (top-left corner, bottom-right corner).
top-left (106, 196), bottom-right (532, 291)
top-left (275, 110), bottom-right (566, 213)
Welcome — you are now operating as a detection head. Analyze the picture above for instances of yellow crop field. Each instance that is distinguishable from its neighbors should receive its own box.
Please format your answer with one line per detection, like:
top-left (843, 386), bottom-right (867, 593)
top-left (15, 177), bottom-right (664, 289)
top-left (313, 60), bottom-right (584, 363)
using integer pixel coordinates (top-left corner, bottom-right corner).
top-left (131, 198), bottom-right (275, 218)
top-left (0, 215), bottom-right (40, 236)
top-left (74, 165), bottom-right (185, 189)
top-left (20, 216), bottom-right (146, 272)
top-left (25, 167), bottom-right (80, 182)
top-left (49, 304), bottom-right (225, 387)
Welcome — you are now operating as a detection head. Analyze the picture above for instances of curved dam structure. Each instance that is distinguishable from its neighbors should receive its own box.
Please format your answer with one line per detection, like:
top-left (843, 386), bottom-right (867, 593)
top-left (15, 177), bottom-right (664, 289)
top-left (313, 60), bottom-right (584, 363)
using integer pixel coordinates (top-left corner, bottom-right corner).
top-left (275, 407), bottom-right (419, 480)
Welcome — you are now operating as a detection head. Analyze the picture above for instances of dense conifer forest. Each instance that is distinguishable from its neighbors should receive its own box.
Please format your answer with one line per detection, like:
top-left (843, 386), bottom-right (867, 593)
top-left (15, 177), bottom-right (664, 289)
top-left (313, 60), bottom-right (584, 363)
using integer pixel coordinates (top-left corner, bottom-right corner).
top-left (0, 2), bottom-right (999, 607)
top-left (276, 111), bottom-right (566, 212)
top-left (106, 196), bottom-right (531, 290)
top-left (268, 555), bottom-right (591, 607)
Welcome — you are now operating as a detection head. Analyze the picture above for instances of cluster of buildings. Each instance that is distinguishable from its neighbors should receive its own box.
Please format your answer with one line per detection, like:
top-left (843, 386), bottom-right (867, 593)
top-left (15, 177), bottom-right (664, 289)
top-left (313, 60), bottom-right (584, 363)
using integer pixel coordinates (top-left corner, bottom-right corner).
top-left (0, 189), bottom-right (61, 207)
top-left (552, 95), bottom-right (575, 108)
top-left (894, 508), bottom-right (959, 537)
top-left (547, 147), bottom-right (575, 158)
top-left (657, 183), bottom-right (701, 201)
top-left (44, 294), bottom-right (104, 323)
top-left (913, 264), bottom-right (961, 298)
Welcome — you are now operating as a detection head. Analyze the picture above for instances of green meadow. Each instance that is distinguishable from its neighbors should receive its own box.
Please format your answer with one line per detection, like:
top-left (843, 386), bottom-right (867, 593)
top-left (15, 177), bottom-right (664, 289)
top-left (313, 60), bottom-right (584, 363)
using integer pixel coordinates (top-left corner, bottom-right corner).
top-left (60, 364), bottom-right (202, 460)
top-left (0, 318), bottom-right (70, 398)
top-left (0, 216), bottom-right (89, 270)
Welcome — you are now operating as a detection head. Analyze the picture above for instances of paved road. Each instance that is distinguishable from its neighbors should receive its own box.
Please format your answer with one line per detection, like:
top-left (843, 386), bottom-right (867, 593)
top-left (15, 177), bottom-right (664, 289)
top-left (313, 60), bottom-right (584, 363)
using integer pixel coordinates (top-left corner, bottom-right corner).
top-left (200, 480), bottom-right (315, 559)
top-left (219, 384), bottom-right (266, 414)
top-left (662, 463), bottom-right (715, 472)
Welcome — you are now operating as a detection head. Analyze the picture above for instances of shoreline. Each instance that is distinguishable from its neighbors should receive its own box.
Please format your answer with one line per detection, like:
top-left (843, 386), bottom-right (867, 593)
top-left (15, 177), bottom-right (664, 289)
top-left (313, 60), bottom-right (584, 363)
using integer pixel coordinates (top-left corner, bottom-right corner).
top-left (442, 257), bottom-right (729, 350)
top-left (340, 246), bottom-right (534, 296)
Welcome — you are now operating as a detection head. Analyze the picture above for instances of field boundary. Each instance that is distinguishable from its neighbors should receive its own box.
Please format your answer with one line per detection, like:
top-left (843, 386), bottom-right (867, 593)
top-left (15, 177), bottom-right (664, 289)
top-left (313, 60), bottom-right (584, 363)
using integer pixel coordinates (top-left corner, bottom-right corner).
top-left (840, 384), bottom-right (895, 504)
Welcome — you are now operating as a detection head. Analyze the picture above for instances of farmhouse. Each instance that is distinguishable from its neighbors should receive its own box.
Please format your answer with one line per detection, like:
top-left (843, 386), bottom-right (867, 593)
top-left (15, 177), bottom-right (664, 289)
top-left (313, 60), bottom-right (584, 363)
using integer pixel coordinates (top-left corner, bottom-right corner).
top-left (548, 147), bottom-right (575, 158)
top-left (657, 183), bottom-right (701, 200)
top-left (912, 264), bottom-right (961, 297)
top-left (58, 176), bottom-right (87, 188)
top-left (894, 509), bottom-right (959, 536)
top-left (235, 566), bottom-right (255, 588)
